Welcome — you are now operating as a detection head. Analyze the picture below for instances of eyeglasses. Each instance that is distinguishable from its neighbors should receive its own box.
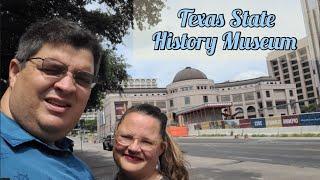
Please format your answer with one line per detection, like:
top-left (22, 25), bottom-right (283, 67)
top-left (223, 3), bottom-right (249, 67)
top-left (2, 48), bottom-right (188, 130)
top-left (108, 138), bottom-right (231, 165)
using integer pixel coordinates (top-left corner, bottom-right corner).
top-left (115, 133), bottom-right (162, 151)
top-left (26, 57), bottom-right (96, 88)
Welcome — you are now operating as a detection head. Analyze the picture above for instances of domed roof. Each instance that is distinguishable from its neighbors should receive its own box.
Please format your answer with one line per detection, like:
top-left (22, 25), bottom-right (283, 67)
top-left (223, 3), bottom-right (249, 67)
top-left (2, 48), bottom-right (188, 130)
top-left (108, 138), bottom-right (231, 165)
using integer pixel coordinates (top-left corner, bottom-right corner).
top-left (173, 67), bottom-right (207, 83)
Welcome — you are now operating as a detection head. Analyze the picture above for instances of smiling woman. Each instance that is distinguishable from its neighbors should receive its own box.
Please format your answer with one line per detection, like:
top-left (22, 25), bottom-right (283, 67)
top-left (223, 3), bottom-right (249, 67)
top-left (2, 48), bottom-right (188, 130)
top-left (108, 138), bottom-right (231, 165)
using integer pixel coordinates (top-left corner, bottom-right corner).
top-left (113, 104), bottom-right (189, 180)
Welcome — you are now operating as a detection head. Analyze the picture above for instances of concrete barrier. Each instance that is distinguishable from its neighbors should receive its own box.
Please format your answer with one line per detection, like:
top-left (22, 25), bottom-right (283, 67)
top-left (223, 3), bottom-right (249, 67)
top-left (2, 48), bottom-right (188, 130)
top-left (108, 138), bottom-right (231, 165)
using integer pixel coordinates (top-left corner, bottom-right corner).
top-left (189, 126), bottom-right (320, 136)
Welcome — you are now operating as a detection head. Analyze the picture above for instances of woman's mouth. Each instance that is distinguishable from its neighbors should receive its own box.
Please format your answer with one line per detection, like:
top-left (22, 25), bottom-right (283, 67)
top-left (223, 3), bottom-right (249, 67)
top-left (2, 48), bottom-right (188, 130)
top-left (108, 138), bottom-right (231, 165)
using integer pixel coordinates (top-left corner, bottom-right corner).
top-left (124, 154), bottom-right (144, 163)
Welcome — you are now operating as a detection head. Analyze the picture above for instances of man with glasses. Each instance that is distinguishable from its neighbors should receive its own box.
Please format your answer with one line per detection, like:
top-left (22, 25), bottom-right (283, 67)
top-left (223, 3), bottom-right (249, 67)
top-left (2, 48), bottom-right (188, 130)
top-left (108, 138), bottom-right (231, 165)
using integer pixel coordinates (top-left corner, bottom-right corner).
top-left (0, 18), bottom-right (101, 179)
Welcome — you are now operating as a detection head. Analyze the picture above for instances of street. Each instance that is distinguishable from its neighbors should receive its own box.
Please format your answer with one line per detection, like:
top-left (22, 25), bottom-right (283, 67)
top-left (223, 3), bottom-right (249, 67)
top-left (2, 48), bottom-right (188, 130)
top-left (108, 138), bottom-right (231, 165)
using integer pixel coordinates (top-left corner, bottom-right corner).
top-left (177, 137), bottom-right (320, 168)
top-left (72, 137), bottom-right (320, 180)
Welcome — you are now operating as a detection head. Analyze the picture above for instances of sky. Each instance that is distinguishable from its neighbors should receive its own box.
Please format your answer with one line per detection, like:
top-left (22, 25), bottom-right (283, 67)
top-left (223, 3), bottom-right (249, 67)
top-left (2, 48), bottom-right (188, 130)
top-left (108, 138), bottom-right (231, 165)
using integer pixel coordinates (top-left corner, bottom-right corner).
top-left (116, 0), bottom-right (306, 87)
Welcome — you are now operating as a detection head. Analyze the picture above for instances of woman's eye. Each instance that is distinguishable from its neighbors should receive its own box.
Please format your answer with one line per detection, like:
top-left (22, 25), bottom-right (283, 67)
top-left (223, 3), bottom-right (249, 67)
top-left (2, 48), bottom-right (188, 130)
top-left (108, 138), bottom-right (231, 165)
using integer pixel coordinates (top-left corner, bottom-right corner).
top-left (121, 135), bottom-right (132, 140)
top-left (142, 140), bottom-right (153, 145)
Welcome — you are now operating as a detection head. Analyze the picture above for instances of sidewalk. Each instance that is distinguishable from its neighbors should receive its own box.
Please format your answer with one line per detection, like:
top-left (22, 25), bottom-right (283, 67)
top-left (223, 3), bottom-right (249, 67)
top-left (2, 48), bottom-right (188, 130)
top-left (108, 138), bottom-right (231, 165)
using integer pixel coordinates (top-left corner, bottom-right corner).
top-left (178, 136), bottom-right (320, 140)
top-left (71, 136), bottom-right (320, 180)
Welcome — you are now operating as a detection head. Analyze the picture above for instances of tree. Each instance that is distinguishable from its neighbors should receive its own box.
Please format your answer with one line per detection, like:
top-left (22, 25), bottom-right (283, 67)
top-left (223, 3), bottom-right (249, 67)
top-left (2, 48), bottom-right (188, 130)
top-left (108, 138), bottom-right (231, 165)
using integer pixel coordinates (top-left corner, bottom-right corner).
top-left (300, 103), bottom-right (320, 113)
top-left (0, 0), bottom-right (165, 110)
top-left (84, 119), bottom-right (97, 133)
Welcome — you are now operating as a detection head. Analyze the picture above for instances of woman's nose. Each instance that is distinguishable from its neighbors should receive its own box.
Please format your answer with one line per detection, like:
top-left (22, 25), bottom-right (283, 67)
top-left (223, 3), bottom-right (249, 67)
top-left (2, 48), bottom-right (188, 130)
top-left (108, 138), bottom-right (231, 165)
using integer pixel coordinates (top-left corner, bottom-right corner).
top-left (127, 139), bottom-right (142, 152)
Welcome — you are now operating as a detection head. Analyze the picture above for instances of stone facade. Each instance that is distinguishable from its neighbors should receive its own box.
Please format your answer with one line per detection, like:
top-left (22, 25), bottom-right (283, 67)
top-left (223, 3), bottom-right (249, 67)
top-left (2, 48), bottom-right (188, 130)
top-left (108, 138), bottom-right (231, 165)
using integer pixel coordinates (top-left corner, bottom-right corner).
top-left (98, 67), bottom-right (300, 137)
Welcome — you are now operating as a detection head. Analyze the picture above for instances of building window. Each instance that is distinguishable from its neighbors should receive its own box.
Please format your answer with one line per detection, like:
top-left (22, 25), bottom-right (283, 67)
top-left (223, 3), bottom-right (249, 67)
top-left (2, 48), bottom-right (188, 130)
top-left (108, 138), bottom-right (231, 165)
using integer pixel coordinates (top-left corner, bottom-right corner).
top-left (156, 101), bottom-right (166, 109)
top-left (221, 95), bottom-right (231, 102)
top-left (232, 94), bottom-right (242, 102)
top-left (184, 97), bottom-right (190, 105)
top-left (289, 52), bottom-right (296, 59)
top-left (309, 99), bottom-right (316, 104)
top-left (304, 74), bottom-right (311, 79)
top-left (296, 83), bottom-right (301, 88)
top-left (284, 74), bottom-right (289, 79)
top-left (294, 77), bottom-right (300, 82)
top-left (244, 92), bottom-right (254, 101)
top-left (282, 63), bottom-right (288, 68)
top-left (303, 68), bottom-right (310, 73)
top-left (203, 96), bottom-right (208, 103)
top-left (291, 60), bottom-right (297, 65)
top-left (307, 93), bottom-right (314, 98)
top-left (266, 91), bottom-right (270, 98)
top-left (289, 90), bottom-right (293, 97)
top-left (306, 86), bottom-right (313, 92)
top-left (247, 106), bottom-right (256, 113)
top-left (169, 100), bottom-right (174, 107)
top-left (297, 89), bottom-right (303, 94)
top-left (257, 92), bottom-right (261, 99)
top-left (302, 61), bottom-right (309, 67)
top-left (279, 55), bottom-right (287, 62)
top-left (305, 80), bottom-right (313, 85)
top-left (298, 48), bottom-right (307, 56)
top-left (266, 101), bottom-right (273, 108)
top-left (276, 101), bottom-right (287, 109)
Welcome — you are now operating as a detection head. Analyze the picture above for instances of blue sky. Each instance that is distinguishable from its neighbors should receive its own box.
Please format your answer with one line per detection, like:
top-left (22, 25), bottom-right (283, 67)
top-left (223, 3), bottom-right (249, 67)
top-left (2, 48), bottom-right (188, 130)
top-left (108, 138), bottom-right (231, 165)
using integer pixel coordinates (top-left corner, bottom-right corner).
top-left (115, 0), bottom-right (306, 87)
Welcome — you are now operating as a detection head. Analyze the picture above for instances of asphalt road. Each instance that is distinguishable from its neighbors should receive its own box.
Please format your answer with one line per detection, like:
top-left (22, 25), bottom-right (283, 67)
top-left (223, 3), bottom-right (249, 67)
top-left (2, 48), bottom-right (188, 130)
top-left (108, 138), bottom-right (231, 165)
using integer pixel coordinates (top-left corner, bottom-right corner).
top-left (176, 137), bottom-right (320, 168)
top-left (73, 137), bottom-right (320, 180)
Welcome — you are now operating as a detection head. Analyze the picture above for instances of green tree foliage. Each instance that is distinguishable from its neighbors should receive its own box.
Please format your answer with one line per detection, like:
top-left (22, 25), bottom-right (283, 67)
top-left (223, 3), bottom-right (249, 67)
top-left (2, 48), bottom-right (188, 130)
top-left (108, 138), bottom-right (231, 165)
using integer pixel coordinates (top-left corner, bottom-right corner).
top-left (300, 103), bottom-right (320, 113)
top-left (87, 49), bottom-right (130, 110)
top-left (84, 119), bottom-right (97, 133)
top-left (0, 0), bottom-right (165, 110)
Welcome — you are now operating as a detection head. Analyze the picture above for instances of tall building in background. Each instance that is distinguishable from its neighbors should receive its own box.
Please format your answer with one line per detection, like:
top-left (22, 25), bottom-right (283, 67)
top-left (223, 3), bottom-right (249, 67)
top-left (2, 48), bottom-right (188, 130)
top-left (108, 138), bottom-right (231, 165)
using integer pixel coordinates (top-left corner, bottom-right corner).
top-left (267, 38), bottom-right (319, 108)
top-left (266, 1), bottom-right (320, 108)
top-left (120, 78), bottom-right (157, 88)
top-left (301, 0), bottom-right (320, 95)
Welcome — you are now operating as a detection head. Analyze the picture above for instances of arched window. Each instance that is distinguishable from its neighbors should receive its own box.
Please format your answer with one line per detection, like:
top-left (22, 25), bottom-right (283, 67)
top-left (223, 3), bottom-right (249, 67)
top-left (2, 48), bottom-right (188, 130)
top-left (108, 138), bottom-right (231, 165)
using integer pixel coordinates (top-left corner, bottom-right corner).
top-left (247, 106), bottom-right (256, 113)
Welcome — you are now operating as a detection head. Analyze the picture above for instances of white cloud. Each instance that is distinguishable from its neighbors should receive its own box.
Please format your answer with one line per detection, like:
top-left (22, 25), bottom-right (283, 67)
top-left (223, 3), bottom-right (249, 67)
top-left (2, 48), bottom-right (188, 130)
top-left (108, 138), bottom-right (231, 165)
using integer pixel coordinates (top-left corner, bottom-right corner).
top-left (116, 0), bottom-right (306, 87)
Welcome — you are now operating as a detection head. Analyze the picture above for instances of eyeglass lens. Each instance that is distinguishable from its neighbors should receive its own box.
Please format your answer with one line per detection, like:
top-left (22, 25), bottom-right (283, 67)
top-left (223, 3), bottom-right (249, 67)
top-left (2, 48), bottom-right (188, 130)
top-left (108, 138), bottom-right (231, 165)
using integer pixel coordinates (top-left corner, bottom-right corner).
top-left (32, 57), bottom-right (95, 88)
top-left (116, 134), bottom-right (158, 151)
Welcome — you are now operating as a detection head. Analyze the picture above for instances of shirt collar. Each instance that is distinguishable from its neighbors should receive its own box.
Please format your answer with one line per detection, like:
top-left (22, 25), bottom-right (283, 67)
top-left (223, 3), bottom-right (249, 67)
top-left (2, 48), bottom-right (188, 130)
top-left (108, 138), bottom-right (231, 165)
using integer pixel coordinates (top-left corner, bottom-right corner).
top-left (0, 112), bottom-right (73, 152)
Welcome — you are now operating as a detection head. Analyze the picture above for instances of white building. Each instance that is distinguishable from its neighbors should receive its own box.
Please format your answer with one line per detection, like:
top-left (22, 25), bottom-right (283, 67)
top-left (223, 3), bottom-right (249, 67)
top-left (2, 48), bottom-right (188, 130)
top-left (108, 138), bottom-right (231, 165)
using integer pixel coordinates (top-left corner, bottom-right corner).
top-left (266, 37), bottom-right (319, 107)
top-left (98, 67), bottom-right (300, 137)
top-left (301, 0), bottom-right (320, 64)
top-left (216, 77), bottom-right (300, 118)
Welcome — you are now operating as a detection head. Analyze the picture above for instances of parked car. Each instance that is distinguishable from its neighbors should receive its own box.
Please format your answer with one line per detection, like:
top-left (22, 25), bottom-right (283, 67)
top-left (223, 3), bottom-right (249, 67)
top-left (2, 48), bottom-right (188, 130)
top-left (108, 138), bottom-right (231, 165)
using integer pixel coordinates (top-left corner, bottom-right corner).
top-left (102, 134), bottom-right (114, 151)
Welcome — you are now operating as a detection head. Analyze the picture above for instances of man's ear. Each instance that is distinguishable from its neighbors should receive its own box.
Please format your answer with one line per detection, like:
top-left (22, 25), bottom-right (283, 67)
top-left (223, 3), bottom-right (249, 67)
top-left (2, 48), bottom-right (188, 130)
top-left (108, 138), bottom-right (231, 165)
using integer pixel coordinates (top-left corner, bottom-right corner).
top-left (8, 59), bottom-right (22, 88)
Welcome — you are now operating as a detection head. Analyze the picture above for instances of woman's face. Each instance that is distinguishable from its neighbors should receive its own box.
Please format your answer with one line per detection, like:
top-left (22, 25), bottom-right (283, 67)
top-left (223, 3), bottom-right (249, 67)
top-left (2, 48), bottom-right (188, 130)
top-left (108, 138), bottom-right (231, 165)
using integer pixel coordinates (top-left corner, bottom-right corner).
top-left (113, 112), bottom-right (165, 177)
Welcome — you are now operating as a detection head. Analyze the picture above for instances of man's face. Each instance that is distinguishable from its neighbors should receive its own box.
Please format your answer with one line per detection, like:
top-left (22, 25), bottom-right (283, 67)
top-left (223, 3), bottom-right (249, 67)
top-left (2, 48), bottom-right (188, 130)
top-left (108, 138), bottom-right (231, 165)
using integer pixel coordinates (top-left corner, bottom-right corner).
top-left (8, 43), bottom-right (94, 143)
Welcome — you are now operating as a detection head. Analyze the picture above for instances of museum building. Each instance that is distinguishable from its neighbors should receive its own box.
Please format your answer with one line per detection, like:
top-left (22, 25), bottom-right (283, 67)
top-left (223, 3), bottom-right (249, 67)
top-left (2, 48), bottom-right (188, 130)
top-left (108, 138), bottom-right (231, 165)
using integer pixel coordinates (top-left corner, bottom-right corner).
top-left (97, 67), bottom-right (300, 136)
